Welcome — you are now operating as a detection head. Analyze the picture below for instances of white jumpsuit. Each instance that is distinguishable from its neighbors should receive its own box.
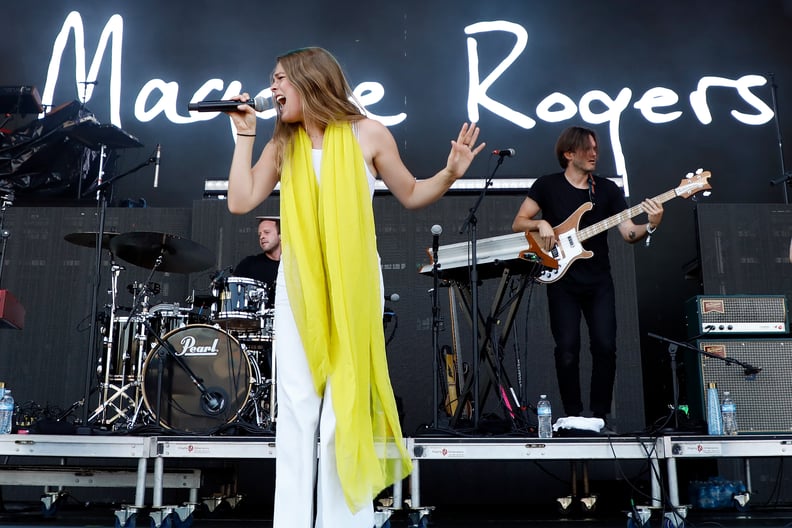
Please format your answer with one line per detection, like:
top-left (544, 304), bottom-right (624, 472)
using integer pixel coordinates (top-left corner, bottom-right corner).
top-left (272, 148), bottom-right (379, 528)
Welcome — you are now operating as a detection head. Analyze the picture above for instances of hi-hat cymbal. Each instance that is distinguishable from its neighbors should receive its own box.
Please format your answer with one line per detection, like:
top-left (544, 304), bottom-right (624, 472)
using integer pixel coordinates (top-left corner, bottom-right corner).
top-left (109, 232), bottom-right (215, 274)
top-left (64, 231), bottom-right (120, 251)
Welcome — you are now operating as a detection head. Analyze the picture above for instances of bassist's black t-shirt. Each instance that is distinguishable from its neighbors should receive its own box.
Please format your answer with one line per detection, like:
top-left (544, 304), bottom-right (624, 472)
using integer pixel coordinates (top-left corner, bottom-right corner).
top-left (527, 172), bottom-right (628, 285)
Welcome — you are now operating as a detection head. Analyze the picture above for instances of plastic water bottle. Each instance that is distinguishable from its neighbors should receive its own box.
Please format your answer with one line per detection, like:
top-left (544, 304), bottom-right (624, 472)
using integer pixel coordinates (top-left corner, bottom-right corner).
top-left (721, 390), bottom-right (738, 436)
top-left (0, 386), bottom-right (14, 434)
top-left (706, 382), bottom-right (723, 435)
top-left (537, 394), bottom-right (552, 439)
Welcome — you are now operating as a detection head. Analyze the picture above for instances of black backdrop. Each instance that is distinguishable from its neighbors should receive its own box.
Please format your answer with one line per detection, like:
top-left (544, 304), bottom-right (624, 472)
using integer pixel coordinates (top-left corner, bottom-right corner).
top-left (1, 0), bottom-right (792, 506)
top-left (2, 1), bottom-right (790, 207)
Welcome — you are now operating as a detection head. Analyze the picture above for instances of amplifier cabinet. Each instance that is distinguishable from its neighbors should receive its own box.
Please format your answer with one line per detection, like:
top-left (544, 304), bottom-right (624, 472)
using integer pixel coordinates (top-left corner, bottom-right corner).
top-left (694, 339), bottom-right (792, 433)
top-left (686, 295), bottom-right (788, 338)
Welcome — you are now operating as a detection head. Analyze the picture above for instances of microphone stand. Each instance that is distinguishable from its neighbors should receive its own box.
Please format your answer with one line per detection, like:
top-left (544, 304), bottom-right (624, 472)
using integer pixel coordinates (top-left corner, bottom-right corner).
top-left (458, 155), bottom-right (507, 429)
top-left (767, 73), bottom-right (791, 203)
top-left (431, 239), bottom-right (441, 429)
top-left (647, 332), bottom-right (762, 432)
top-left (79, 149), bottom-right (156, 427)
top-left (80, 144), bottom-right (109, 427)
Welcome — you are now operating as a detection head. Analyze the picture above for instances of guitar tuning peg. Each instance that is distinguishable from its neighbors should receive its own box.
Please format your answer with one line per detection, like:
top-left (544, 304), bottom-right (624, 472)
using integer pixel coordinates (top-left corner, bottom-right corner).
top-left (695, 168), bottom-right (704, 174)
top-left (703, 191), bottom-right (712, 197)
top-left (686, 172), bottom-right (694, 179)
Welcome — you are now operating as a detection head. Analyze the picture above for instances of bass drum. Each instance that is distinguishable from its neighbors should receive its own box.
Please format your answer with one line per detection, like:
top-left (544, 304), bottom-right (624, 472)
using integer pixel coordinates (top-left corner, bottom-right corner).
top-left (141, 324), bottom-right (255, 434)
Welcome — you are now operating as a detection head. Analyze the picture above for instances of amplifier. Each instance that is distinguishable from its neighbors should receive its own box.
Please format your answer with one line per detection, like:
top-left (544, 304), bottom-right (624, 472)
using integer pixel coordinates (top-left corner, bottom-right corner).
top-left (685, 295), bottom-right (788, 337)
top-left (694, 339), bottom-right (792, 433)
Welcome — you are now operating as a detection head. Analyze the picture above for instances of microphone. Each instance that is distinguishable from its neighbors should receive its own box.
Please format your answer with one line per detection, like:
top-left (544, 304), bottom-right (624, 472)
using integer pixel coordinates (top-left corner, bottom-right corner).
top-left (744, 364), bottom-right (762, 380)
top-left (385, 293), bottom-right (400, 303)
top-left (153, 144), bottom-right (161, 188)
top-left (188, 95), bottom-right (272, 113)
top-left (431, 224), bottom-right (442, 259)
top-left (210, 266), bottom-right (233, 283)
top-left (493, 148), bottom-right (516, 157)
top-left (202, 391), bottom-right (225, 414)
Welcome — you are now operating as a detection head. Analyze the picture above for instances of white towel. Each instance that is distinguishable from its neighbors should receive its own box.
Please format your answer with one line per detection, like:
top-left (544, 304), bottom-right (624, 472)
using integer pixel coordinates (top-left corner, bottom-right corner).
top-left (552, 416), bottom-right (605, 433)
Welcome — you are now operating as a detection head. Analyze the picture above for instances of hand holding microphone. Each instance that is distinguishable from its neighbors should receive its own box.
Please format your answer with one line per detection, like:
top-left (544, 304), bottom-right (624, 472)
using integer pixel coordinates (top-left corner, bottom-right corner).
top-left (188, 95), bottom-right (273, 113)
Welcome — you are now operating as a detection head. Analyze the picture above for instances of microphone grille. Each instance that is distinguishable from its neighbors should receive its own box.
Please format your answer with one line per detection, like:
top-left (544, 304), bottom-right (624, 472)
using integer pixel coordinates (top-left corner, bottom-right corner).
top-left (253, 95), bottom-right (272, 112)
top-left (431, 224), bottom-right (443, 236)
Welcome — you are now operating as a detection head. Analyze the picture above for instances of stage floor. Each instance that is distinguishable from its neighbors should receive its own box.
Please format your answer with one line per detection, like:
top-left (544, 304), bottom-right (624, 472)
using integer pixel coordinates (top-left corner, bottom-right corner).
top-left (1, 434), bottom-right (791, 527)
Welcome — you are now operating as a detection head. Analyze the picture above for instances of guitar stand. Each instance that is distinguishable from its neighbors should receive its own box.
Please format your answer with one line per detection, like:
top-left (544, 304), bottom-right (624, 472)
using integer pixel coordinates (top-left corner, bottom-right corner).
top-left (449, 265), bottom-right (539, 430)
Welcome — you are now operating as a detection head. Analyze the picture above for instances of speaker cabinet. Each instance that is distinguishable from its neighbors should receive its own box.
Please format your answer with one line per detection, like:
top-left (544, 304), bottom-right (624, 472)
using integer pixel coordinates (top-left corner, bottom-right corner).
top-left (694, 339), bottom-right (792, 433)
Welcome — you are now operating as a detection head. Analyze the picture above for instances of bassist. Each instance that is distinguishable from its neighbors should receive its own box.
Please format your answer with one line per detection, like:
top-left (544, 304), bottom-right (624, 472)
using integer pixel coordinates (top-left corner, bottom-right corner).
top-left (511, 126), bottom-right (663, 431)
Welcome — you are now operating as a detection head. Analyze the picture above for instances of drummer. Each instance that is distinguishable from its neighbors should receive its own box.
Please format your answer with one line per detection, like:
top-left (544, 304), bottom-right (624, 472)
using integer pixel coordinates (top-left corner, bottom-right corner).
top-left (233, 215), bottom-right (281, 308)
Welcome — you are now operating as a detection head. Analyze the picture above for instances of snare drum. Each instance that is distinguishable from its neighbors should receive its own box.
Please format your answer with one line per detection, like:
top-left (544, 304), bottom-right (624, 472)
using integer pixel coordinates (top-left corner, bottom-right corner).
top-left (149, 303), bottom-right (195, 335)
top-left (141, 324), bottom-right (257, 433)
top-left (212, 277), bottom-right (268, 331)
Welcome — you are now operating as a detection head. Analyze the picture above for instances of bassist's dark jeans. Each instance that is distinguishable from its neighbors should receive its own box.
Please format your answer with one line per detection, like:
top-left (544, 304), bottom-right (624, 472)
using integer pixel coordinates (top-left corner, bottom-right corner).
top-left (547, 275), bottom-right (617, 418)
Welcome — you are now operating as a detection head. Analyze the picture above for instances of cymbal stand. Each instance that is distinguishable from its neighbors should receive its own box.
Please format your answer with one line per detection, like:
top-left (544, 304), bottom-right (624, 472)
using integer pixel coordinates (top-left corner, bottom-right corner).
top-left (87, 374), bottom-right (146, 428)
top-left (88, 275), bottom-right (156, 429)
top-left (457, 154), bottom-right (507, 429)
top-left (96, 263), bottom-right (124, 423)
top-left (0, 191), bottom-right (13, 288)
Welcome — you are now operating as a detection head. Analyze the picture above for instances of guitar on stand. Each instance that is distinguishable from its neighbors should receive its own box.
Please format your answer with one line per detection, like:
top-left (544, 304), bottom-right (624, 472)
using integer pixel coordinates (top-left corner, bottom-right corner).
top-left (440, 286), bottom-right (471, 419)
top-left (421, 231), bottom-right (557, 429)
top-left (533, 170), bottom-right (712, 283)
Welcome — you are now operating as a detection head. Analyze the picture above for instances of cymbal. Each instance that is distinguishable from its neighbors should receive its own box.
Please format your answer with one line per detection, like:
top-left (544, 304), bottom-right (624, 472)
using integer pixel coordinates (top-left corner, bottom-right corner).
top-left (109, 232), bottom-right (215, 274)
top-left (64, 231), bottom-right (120, 250)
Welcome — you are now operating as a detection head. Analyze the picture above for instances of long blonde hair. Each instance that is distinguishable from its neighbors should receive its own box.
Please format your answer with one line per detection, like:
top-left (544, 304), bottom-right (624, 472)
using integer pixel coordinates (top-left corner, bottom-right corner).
top-left (271, 47), bottom-right (364, 172)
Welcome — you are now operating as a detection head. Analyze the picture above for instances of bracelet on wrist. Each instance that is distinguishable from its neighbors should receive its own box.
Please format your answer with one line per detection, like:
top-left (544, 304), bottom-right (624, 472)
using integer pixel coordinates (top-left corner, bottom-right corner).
top-left (645, 224), bottom-right (656, 248)
top-left (237, 133), bottom-right (256, 137)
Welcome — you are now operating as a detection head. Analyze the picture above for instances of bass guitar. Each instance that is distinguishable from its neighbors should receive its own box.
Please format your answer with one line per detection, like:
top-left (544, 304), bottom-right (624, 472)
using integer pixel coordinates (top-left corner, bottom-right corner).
top-left (534, 170), bottom-right (712, 284)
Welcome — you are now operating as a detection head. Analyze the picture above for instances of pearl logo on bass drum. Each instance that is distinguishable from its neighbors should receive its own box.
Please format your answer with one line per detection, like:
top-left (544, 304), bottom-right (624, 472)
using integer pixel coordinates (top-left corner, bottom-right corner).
top-left (176, 334), bottom-right (220, 356)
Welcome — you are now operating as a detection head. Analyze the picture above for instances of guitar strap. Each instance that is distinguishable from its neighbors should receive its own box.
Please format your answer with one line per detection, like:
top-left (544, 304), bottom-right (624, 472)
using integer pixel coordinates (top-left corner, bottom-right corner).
top-left (587, 173), bottom-right (596, 204)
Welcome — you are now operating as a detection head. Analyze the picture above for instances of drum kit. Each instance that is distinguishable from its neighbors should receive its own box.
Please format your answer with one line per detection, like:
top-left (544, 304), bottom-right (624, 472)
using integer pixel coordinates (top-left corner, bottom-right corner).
top-left (65, 230), bottom-right (276, 435)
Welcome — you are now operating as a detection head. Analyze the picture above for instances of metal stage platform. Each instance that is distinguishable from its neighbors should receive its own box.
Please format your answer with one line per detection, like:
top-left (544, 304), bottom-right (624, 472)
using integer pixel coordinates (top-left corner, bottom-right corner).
top-left (0, 433), bottom-right (790, 527)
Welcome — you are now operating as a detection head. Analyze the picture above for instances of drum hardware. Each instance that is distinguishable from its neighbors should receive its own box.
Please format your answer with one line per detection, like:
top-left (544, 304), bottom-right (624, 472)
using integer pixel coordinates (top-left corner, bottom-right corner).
top-left (66, 225), bottom-right (284, 433)
top-left (87, 378), bottom-right (146, 429)
top-left (89, 264), bottom-right (156, 428)
top-left (231, 308), bottom-right (275, 348)
top-left (128, 280), bottom-right (161, 297)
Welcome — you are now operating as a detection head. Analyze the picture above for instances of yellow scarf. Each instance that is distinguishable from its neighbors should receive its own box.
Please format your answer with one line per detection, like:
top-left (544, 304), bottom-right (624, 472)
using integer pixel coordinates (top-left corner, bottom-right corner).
top-left (280, 122), bottom-right (412, 511)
